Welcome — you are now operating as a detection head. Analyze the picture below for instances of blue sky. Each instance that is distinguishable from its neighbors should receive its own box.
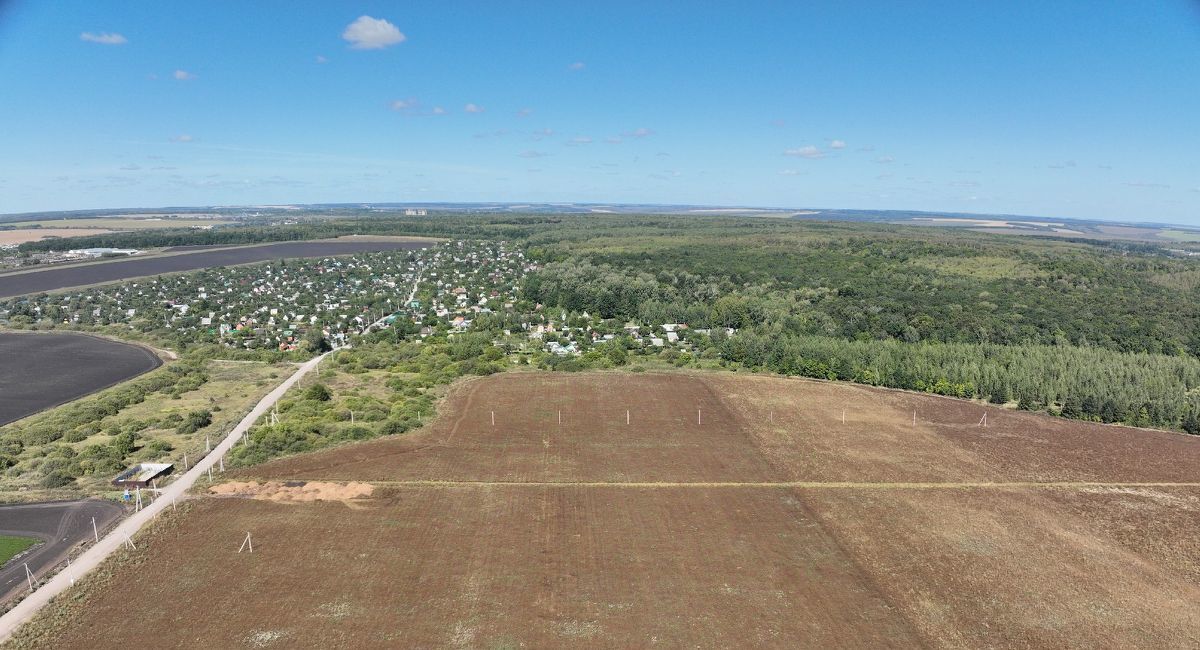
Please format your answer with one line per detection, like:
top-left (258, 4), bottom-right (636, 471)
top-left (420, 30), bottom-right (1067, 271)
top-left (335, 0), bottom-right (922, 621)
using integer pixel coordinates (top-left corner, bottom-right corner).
top-left (0, 1), bottom-right (1197, 223)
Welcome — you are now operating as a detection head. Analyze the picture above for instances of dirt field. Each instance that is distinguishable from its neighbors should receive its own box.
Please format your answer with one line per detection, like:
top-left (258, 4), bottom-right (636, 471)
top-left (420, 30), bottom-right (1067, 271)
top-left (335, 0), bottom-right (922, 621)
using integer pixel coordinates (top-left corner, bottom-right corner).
top-left (0, 229), bottom-right (120, 245)
top-left (0, 332), bottom-right (162, 426)
top-left (0, 239), bottom-right (434, 298)
top-left (10, 372), bottom-right (1200, 648)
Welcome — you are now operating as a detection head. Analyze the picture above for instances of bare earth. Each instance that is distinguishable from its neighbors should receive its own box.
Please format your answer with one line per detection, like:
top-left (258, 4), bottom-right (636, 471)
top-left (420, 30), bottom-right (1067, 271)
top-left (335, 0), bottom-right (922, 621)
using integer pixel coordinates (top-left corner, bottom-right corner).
top-left (11, 372), bottom-right (1200, 648)
top-left (0, 229), bottom-right (118, 244)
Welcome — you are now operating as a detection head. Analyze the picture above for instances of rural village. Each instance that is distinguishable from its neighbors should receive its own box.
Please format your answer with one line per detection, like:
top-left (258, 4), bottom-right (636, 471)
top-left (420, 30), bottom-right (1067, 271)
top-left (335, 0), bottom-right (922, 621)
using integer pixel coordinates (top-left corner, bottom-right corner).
top-left (0, 240), bottom-right (724, 363)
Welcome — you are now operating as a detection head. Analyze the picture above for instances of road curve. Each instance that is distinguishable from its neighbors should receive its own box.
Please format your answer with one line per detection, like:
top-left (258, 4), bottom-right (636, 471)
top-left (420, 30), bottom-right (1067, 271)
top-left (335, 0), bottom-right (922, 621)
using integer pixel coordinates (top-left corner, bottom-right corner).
top-left (0, 348), bottom-right (335, 643)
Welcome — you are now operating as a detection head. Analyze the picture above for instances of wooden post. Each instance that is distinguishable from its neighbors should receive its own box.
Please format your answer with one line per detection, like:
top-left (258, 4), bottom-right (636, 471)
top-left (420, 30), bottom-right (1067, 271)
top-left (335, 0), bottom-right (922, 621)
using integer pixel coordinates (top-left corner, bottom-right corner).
top-left (491, 411), bottom-right (495, 426)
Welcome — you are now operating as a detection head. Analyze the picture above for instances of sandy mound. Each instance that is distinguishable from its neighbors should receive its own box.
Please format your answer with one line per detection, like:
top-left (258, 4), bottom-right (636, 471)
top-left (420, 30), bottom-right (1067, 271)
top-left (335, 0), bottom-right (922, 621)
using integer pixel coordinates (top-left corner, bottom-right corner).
top-left (209, 480), bottom-right (374, 503)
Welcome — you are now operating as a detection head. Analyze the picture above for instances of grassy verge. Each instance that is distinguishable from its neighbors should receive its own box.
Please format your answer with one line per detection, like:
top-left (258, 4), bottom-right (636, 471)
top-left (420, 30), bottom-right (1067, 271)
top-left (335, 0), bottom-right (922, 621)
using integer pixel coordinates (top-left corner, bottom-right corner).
top-left (0, 534), bottom-right (38, 567)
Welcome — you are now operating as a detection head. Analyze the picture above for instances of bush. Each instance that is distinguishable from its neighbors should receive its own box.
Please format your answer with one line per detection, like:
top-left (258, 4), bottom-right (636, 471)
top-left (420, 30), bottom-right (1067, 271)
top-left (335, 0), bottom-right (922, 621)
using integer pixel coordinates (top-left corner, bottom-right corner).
top-left (40, 470), bottom-right (75, 488)
top-left (304, 384), bottom-right (333, 401)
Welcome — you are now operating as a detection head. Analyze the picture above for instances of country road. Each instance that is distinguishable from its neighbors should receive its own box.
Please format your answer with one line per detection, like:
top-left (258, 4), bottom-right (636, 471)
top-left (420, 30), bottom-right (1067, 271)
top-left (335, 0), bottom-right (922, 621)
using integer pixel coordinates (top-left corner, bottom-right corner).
top-left (0, 348), bottom-right (336, 644)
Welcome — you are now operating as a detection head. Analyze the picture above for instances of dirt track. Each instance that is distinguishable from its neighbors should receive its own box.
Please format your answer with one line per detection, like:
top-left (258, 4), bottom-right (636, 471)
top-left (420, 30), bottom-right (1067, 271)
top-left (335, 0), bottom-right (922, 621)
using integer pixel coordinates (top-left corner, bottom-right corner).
top-left (10, 372), bottom-right (1200, 648)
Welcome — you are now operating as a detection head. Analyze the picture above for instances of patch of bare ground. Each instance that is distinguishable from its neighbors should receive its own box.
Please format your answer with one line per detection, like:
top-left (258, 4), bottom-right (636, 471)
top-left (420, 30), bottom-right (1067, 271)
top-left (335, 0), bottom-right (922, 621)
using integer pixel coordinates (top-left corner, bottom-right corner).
top-left (208, 480), bottom-right (374, 504)
top-left (13, 371), bottom-right (1200, 648)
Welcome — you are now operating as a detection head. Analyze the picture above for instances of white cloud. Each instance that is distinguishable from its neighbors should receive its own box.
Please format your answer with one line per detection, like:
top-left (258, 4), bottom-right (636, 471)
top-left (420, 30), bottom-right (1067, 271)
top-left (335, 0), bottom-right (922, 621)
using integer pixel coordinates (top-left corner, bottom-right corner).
top-left (464, 103), bottom-right (485, 114)
top-left (1124, 181), bottom-right (1171, 189)
top-left (170, 134), bottom-right (194, 143)
top-left (431, 106), bottom-right (447, 115)
top-left (81, 32), bottom-right (127, 45)
top-left (173, 69), bottom-right (196, 81)
top-left (605, 136), bottom-right (623, 144)
top-left (568, 61), bottom-right (585, 71)
top-left (519, 150), bottom-right (547, 158)
top-left (778, 169), bottom-right (803, 176)
top-left (315, 55), bottom-right (328, 64)
top-left (342, 16), bottom-right (406, 50)
top-left (516, 107), bottom-right (533, 117)
top-left (622, 127), bottom-right (654, 138)
top-left (390, 98), bottom-right (419, 112)
top-left (531, 128), bottom-right (555, 141)
top-left (784, 145), bottom-right (823, 159)
top-left (830, 139), bottom-right (846, 149)
top-left (567, 136), bottom-right (593, 145)
top-left (875, 155), bottom-right (895, 164)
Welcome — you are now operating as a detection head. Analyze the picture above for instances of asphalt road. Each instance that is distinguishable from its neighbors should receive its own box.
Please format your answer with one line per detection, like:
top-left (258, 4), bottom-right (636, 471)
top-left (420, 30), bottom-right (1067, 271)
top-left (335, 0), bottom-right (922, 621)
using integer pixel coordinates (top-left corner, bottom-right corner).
top-left (0, 332), bottom-right (163, 426)
top-left (0, 500), bottom-right (124, 607)
top-left (0, 239), bottom-right (432, 298)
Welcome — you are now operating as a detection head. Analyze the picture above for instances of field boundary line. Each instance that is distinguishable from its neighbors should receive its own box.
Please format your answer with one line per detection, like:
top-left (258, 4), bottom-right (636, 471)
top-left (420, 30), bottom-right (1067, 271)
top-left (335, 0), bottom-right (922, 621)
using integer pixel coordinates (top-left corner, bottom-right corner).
top-left (263, 479), bottom-right (1200, 489)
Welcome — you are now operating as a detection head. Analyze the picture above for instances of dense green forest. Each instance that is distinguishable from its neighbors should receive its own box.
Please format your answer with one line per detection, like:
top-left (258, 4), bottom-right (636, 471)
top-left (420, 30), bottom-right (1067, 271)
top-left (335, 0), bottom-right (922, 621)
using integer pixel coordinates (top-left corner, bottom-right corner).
top-left (11, 213), bottom-right (1200, 433)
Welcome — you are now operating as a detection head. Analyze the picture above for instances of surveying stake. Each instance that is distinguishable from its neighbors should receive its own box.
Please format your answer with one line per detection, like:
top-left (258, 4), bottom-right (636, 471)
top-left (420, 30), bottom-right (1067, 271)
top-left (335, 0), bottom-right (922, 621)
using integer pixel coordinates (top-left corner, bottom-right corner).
top-left (92, 516), bottom-right (99, 543)
top-left (66, 557), bottom-right (76, 585)
top-left (206, 433), bottom-right (211, 452)
top-left (626, 410), bottom-right (630, 425)
top-left (183, 453), bottom-right (189, 471)
top-left (913, 410), bottom-right (917, 426)
top-left (491, 411), bottom-right (495, 426)
top-left (698, 408), bottom-right (702, 425)
top-left (842, 409), bottom-right (846, 424)
top-left (979, 412), bottom-right (988, 427)
top-left (24, 563), bottom-right (36, 592)
top-left (219, 456), bottom-right (225, 472)
top-left (239, 531), bottom-right (254, 553)
top-left (123, 533), bottom-right (136, 551)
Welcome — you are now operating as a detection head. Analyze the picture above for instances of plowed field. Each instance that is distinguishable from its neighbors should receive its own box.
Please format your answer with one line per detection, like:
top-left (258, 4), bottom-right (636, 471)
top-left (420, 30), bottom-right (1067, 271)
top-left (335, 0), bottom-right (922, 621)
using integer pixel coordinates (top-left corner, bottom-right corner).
top-left (11, 372), bottom-right (1200, 648)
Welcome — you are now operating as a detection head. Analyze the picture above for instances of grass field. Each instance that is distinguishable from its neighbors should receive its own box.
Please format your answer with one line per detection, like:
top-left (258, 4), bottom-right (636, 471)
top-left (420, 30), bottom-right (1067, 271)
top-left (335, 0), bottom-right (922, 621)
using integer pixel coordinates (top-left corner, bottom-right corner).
top-left (0, 536), bottom-right (38, 568)
top-left (1160, 229), bottom-right (1200, 242)
top-left (10, 372), bottom-right (1200, 648)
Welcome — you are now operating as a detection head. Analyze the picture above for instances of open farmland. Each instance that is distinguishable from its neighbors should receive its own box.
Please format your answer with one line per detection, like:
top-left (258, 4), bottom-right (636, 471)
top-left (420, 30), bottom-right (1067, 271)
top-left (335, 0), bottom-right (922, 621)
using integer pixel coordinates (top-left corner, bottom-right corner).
top-left (0, 229), bottom-right (121, 245)
top-left (0, 238), bottom-right (435, 298)
top-left (0, 332), bottom-right (161, 426)
top-left (10, 372), bottom-right (1200, 648)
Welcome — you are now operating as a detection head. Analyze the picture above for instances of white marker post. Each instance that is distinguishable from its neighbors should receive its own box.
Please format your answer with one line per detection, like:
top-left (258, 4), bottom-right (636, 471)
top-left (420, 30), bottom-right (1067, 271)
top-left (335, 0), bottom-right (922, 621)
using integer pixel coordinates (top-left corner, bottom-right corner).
top-left (183, 453), bottom-right (189, 471)
top-left (91, 516), bottom-right (99, 543)
top-left (491, 411), bottom-right (495, 426)
top-left (66, 557), bottom-right (75, 585)
top-left (842, 409), bottom-right (846, 424)
top-left (24, 564), bottom-right (35, 592)
top-left (123, 533), bottom-right (136, 551)
top-left (626, 410), bottom-right (630, 425)
top-left (208, 466), bottom-right (213, 482)
top-left (913, 410), bottom-right (917, 426)
top-left (698, 409), bottom-right (702, 425)
top-left (239, 532), bottom-right (254, 554)
top-left (557, 410), bottom-right (562, 425)
top-left (206, 433), bottom-right (211, 453)
top-left (979, 412), bottom-right (987, 427)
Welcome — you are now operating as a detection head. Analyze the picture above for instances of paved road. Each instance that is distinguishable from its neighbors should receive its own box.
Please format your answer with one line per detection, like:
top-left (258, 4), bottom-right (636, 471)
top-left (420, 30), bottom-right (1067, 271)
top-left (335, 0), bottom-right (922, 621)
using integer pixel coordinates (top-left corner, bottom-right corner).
top-left (0, 349), bottom-right (335, 643)
top-left (0, 500), bottom-right (124, 606)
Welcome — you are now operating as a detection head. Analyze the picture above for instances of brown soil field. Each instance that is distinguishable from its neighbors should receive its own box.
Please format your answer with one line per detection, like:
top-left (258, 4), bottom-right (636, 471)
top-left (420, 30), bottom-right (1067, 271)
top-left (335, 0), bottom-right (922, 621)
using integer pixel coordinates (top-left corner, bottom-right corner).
top-left (10, 372), bottom-right (1200, 648)
top-left (0, 228), bottom-right (119, 244)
